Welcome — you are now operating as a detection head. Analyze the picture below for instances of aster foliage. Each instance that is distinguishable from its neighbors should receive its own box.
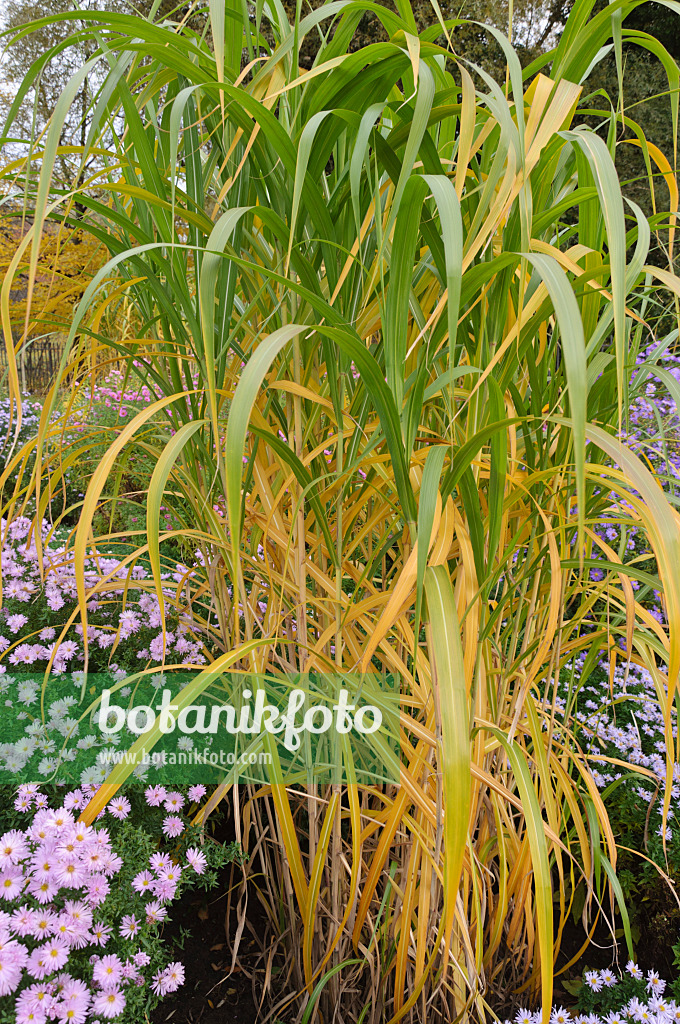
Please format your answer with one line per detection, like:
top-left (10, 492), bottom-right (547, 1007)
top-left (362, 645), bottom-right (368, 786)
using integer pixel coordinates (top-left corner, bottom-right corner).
top-left (505, 964), bottom-right (679, 1024)
top-left (566, 962), bottom-right (678, 1024)
top-left (0, 781), bottom-right (234, 1022)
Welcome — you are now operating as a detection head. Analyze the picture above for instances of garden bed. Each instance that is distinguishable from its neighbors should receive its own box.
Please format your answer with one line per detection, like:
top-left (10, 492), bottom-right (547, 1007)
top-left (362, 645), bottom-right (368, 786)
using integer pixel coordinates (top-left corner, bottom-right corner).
top-left (4, 0), bottom-right (680, 1018)
top-left (148, 845), bottom-right (261, 1024)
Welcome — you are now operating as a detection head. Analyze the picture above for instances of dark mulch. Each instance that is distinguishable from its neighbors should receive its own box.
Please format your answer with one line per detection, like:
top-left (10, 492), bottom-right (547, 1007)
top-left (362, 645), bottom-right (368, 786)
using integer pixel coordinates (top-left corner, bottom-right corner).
top-left (151, 819), bottom-right (680, 1024)
top-left (150, 806), bottom-right (267, 1024)
top-left (150, 876), bottom-right (263, 1024)
top-left (554, 879), bottom-right (680, 984)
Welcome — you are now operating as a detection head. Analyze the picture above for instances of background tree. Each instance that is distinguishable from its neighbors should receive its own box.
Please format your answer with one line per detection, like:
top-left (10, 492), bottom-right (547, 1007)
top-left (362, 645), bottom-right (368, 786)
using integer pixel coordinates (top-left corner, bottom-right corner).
top-left (0, 0), bottom-right (209, 185)
top-left (570, 0), bottom-right (679, 294)
top-left (278, 0), bottom-right (568, 79)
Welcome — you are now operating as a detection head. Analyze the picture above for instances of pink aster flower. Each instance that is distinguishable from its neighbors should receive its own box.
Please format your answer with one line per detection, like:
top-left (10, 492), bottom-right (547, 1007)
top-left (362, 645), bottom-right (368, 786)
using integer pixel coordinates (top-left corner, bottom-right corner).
top-left (158, 863), bottom-right (182, 885)
top-left (57, 977), bottom-right (90, 1017)
top-left (118, 914), bottom-right (140, 939)
top-left (28, 910), bottom-right (55, 940)
top-left (63, 900), bottom-right (92, 930)
top-left (55, 640), bottom-right (78, 661)
top-left (55, 835), bottom-right (79, 863)
top-left (107, 797), bottom-right (131, 820)
top-left (31, 846), bottom-right (57, 882)
top-left (45, 808), bottom-right (75, 834)
top-left (69, 823), bottom-right (95, 851)
top-left (151, 878), bottom-right (177, 902)
top-left (162, 816), bottom-right (184, 838)
top-left (55, 1000), bottom-right (88, 1023)
top-left (17, 784), bottom-right (40, 799)
top-left (131, 870), bottom-right (154, 895)
top-left (647, 970), bottom-right (666, 995)
top-left (0, 829), bottom-right (29, 866)
top-left (92, 988), bottom-right (126, 1018)
top-left (28, 811), bottom-right (52, 843)
top-left (0, 935), bottom-right (28, 995)
top-left (149, 852), bottom-right (172, 873)
top-left (151, 968), bottom-right (166, 996)
top-left (584, 969), bottom-right (603, 993)
top-left (85, 875), bottom-right (110, 907)
top-left (186, 847), bottom-right (207, 875)
top-left (16, 980), bottom-right (54, 1017)
top-left (27, 872), bottom-right (58, 905)
top-left (16, 1000), bottom-right (48, 1021)
top-left (144, 785), bottom-right (167, 807)
top-left (163, 791), bottom-right (185, 812)
top-left (149, 634), bottom-right (167, 660)
top-left (11, 905), bottom-right (35, 936)
top-left (0, 958), bottom-right (24, 997)
top-left (161, 961), bottom-right (185, 993)
top-left (187, 784), bottom-right (206, 802)
top-left (52, 913), bottom-right (78, 946)
top-left (93, 953), bottom-right (123, 989)
top-left (118, 610), bottom-right (140, 636)
top-left (145, 900), bottom-right (168, 924)
top-left (62, 791), bottom-right (85, 812)
top-left (120, 960), bottom-right (137, 981)
top-left (7, 613), bottom-right (29, 633)
top-left (89, 922), bottom-right (112, 947)
top-left (0, 867), bottom-right (24, 901)
top-left (37, 938), bottom-right (69, 973)
top-left (11, 643), bottom-right (38, 665)
top-left (54, 861), bottom-right (86, 889)
top-left (100, 851), bottom-right (123, 876)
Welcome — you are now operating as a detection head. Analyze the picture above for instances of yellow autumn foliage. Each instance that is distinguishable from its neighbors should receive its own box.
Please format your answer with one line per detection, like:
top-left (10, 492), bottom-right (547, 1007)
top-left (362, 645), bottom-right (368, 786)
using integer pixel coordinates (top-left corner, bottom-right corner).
top-left (0, 210), bottom-right (104, 344)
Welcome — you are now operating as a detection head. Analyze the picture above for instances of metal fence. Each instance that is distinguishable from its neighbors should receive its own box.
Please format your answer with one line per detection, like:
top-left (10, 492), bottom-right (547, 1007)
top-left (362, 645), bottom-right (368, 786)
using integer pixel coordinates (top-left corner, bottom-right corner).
top-left (0, 335), bottom-right (66, 394)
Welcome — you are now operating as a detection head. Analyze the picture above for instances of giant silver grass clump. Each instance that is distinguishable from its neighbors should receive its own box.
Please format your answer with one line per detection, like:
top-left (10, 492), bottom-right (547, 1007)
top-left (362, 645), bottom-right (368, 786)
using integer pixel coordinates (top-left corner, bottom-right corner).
top-left (2, 0), bottom-right (680, 1020)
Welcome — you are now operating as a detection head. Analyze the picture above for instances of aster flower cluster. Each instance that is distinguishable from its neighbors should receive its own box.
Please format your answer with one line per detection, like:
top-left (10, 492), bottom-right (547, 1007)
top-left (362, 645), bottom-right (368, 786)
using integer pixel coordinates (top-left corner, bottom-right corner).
top-left (65, 369), bottom-right (156, 432)
top-left (0, 781), bottom-right (229, 1023)
top-left (563, 342), bottom-right (680, 600)
top-left (551, 653), bottom-right (680, 852)
top-left (627, 342), bottom-right (680, 496)
top-left (59, 367), bottom-right (199, 536)
top-left (0, 395), bottom-right (88, 527)
top-left (0, 516), bottom-right (208, 680)
top-left (0, 382), bottom-right (162, 530)
top-left (574, 962), bottom-right (679, 1023)
top-left (0, 395), bottom-right (42, 447)
top-left (503, 963), bottom-right (679, 1024)
top-left (0, 395), bottom-right (43, 492)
